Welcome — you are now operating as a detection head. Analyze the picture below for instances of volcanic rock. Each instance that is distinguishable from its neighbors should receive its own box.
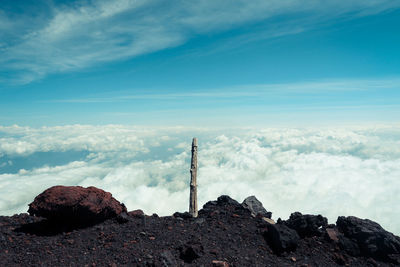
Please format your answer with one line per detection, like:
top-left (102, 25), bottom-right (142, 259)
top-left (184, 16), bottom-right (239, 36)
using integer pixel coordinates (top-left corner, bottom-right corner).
top-left (326, 227), bottom-right (340, 243)
top-left (28, 186), bottom-right (126, 225)
top-left (116, 212), bottom-right (130, 224)
top-left (212, 260), bottom-right (229, 266)
top-left (284, 212), bottom-right (328, 238)
top-left (160, 250), bottom-right (177, 266)
top-left (241, 196), bottom-right (272, 218)
top-left (216, 195), bottom-right (240, 206)
top-left (263, 222), bottom-right (300, 254)
top-left (2, 194), bottom-right (400, 266)
top-left (199, 195), bottom-right (250, 218)
top-left (337, 216), bottom-right (400, 262)
top-left (128, 209), bottom-right (145, 218)
top-left (338, 235), bottom-right (361, 256)
top-left (262, 217), bottom-right (276, 224)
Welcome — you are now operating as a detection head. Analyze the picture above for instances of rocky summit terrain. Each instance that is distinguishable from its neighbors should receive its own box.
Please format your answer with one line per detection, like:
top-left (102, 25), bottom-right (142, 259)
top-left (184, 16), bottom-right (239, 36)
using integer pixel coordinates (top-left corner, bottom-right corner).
top-left (1, 186), bottom-right (400, 266)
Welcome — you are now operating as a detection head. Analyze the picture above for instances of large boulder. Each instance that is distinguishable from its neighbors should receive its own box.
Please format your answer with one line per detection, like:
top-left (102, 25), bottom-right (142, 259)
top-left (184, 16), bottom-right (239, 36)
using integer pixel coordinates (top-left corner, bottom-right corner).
top-left (284, 212), bottom-right (328, 238)
top-left (241, 196), bottom-right (272, 218)
top-left (28, 186), bottom-right (127, 225)
top-left (198, 195), bottom-right (250, 218)
top-left (336, 216), bottom-right (400, 262)
top-left (216, 195), bottom-right (240, 206)
top-left (263, 223), bottom-right (300, 254)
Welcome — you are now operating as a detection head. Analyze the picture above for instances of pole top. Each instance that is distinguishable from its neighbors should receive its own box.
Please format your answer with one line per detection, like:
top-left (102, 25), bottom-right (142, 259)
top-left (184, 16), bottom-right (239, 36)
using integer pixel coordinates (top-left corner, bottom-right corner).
top-left (192, 137), bottom-right (198, 146)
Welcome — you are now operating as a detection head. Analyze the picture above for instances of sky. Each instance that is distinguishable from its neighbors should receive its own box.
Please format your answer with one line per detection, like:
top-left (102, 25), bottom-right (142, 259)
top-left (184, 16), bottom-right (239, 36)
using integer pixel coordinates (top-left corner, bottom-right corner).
top-left (0, 0), bottom-right (399, 126)
top-left (1, 1), bottom-right (400, 235)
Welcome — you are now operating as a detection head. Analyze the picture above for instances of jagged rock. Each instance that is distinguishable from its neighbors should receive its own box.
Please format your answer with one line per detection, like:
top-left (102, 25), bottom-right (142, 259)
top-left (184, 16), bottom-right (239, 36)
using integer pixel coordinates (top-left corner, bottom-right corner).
top-left (200, 195), bottom-right (240, 212)
top-left (173, 212), bottom-right (192, 219)
top-left (263, 223), bottom-right (300, 254)
top-left (241, 196), bottom-right (272, 218)
top-left (283, 212), bottom-right (328, 238)
top-left (337, 216), bottom-right (400, 262)
top-left (217, 195), bottom-right (240, 206)
top-left (28, 186), bottom-right (126, 225)
top-left (199, 195), bottom-right (250, 218)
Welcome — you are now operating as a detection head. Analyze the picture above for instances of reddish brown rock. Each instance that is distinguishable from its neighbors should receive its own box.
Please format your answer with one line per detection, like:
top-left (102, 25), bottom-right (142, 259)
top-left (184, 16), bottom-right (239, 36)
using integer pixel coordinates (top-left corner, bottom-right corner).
top-left (326, 227), bottom-right (339, 243)
top-left (28, 186), bottom-right (126, 225)
top-left (212, 260), bottom-right (229, 266)
top-left (128, 209), bottom-right (145, 218)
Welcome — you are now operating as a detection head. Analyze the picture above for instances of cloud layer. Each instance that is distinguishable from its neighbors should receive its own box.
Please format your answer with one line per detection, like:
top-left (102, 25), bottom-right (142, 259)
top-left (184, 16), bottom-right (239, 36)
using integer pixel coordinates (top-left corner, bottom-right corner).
top-left (1, 0), bottom-right (400, 83)
top-left (0, 124), bottom-right (399, 235)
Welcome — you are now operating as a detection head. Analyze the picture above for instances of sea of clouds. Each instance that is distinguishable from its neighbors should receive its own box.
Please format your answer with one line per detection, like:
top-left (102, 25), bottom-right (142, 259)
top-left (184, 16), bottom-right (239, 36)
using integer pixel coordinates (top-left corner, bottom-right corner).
top-left (0, 124), bottom-right (399, 234)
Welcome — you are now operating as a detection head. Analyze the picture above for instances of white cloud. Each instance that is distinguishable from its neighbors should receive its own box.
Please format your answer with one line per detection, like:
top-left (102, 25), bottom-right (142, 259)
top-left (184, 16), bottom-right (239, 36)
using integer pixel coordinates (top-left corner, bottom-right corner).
top-left (1, 0), bottom-right (399, 83)
top-left (0, 124), bottom-right (400, 236)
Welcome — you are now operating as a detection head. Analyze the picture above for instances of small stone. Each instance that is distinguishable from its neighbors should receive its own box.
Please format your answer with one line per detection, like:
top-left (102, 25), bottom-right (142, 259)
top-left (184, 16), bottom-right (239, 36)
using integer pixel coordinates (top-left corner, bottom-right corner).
top-left (262, 217), bottom-right (275, 224)
top-left (212, 260), bottom-right (229, 267)
top-left (366, 258), bottom-right (378, 267)
top-left (194, 218), bottom-right (205, 225)
top-left (326, 228), bottom-right (339, 243)
top-left (160, 250), bottom-right (177, 266)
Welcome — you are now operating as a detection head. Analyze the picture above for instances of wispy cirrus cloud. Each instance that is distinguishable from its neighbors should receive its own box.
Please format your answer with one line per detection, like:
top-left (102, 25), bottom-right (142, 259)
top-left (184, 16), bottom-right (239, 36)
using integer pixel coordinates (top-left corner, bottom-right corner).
top-left (46, 78), bottom-right (400, 103)
top-left (1, 0), bottom-right (400, 84)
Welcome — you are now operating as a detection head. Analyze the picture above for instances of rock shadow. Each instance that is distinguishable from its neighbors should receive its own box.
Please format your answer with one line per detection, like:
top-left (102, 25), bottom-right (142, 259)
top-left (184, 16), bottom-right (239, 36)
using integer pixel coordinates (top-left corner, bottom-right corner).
top-left (14, 219), bottom-right (98, 236)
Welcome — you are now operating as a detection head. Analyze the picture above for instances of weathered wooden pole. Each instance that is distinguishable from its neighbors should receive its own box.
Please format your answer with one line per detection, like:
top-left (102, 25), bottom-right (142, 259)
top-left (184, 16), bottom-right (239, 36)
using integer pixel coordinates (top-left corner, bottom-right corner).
top-left (189, 137), bottom-right (198, 217)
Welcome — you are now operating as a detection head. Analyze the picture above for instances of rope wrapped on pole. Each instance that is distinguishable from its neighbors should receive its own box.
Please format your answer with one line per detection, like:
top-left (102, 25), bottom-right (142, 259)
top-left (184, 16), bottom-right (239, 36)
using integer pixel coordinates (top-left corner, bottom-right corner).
top-left (189, 137), bottom-right (198, 218)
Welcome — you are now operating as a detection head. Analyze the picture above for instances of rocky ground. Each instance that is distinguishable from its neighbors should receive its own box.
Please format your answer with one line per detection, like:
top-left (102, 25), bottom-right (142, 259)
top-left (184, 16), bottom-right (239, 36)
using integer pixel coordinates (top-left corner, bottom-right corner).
top-left (0, 187), bottom-right (399, 266)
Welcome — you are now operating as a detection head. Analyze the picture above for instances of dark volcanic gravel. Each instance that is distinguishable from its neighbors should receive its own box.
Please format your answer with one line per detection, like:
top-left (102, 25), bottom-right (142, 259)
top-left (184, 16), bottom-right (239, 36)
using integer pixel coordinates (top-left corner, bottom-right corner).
top-left (0, 197), bottom-right (398, 266)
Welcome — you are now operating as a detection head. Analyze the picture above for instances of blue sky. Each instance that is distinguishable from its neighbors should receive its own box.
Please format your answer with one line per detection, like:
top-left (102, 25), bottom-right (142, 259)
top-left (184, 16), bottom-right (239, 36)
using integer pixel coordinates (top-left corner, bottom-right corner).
top-left (0, 0), bottom-right (400, 126)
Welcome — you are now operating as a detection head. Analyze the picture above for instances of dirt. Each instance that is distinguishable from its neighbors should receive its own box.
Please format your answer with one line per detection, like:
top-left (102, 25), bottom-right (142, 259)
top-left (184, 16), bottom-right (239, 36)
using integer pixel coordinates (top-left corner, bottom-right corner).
top-left (0, 198), bottom-right (398, 266)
